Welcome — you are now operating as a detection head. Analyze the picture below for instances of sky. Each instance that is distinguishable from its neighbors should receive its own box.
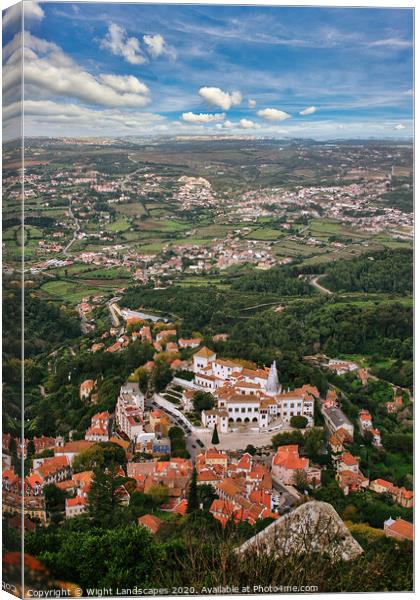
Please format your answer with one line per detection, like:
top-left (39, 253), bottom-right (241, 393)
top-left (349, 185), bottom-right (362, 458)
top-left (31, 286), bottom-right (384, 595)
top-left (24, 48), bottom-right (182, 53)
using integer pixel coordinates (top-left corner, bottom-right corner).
top-left (2, 1), bottom-right (414, 140)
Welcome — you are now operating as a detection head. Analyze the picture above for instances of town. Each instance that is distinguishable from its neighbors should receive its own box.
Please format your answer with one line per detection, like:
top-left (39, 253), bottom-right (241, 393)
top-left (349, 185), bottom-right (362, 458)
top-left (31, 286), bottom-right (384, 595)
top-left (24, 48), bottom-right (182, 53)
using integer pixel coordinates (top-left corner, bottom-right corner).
top-left (3, 137), bottom-right (413, 595)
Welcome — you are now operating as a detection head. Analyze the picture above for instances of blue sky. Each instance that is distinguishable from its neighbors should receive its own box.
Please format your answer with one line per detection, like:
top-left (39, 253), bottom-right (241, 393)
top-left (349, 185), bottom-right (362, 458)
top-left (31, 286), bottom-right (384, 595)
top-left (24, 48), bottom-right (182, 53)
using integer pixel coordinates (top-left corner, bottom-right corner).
top-left (3, 1), bottom-right (413, 139)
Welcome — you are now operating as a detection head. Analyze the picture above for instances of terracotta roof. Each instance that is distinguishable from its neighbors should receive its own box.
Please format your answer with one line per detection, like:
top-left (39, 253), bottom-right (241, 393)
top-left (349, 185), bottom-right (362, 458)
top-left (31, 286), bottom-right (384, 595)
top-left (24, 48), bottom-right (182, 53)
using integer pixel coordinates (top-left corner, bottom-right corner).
top-left (272, 445), bottom-right (309, 471)
top-left (340, 452), bottom-right (358, 467)
top-left (195, 346), bottom-right (216, 359)
top-left (386, 518), bottom-right (414, 541)
top-left (371, 478), bottom-right (393, 489)
top-left (138, 514), bottom-right (163, 534)
top-left (173, 499), bottom-right (188, 515)
top-left (55, 440), bottom-right (94, 455)
top-left (36, 456), bottom-right (70, 478)
top-left (66, 496), bottom-right (87, 508)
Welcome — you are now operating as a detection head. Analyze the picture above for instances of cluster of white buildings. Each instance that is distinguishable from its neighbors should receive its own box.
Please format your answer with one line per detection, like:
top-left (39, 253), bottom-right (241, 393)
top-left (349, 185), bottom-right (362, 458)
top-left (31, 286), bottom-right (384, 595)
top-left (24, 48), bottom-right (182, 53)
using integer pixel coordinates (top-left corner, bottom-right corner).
top-left (192, 348), bottom-right (317, 432)
top-left (115, 382), bottom-right (145, 441)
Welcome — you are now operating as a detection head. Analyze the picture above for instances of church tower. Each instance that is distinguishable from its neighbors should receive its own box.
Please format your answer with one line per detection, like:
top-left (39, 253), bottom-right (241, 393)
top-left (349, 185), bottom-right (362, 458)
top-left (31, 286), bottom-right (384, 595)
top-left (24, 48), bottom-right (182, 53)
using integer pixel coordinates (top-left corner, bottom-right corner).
top-left (266, 360), bottom-right (281, 394)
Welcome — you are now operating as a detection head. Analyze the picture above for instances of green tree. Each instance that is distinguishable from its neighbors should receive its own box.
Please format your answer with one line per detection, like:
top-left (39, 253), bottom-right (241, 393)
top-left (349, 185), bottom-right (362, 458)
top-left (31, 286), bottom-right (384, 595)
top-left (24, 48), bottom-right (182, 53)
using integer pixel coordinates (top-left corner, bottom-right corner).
top-left (87, 466), bottom-right (132, 527)
top-left (290, 415), bottom-right (308, 429)
top-left (27, 439), bottom-right (36, 459)
top-left (197, 483), bottom-right (217, 511)
top-left (73, 442), bottom-right (126, 473)
top-left (245, 444), bottom-right (257, 456)
top-left (193, 391), bottom-right (215, 412)
top-left (32, 525), bottom-right (164, 591)
top-left (187, 468), bottom-right (199, 513)
top-left (44, 483), bottom-right (66, 515)
top-left (152, 360), bottom-right (173, 392)
top-left (211, 424), bottom-right (220, 446)
top-left (147, 484), bottom-right (169, 508)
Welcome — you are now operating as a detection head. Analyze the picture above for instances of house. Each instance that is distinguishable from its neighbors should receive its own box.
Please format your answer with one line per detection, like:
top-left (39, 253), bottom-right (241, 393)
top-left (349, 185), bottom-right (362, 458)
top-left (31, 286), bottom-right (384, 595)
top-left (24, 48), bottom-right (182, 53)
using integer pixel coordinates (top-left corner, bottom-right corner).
top-left (138, 514), bottom-right (163, 534)
top-left (166, 342), bottom-right (179, 354)
top-left (370, 478), bottom-right (394, 495)
top-left (370, 479), bottom-right (414, 509)
top-left (329, 427), bottom-right (352, 454)
top-left (384, 517), bottom-right (413, 542)
top-left (336, 470), bottom-right (369, 495)
top-left (272, 445), bottom-right (321, 487)
top-left (201, 409), bottom-right (229, 433)
top-left (32, 456), bottom-right (71, 485)
top-left (358, 369), bottom-right (368, 386)
top-left (65, 495), bottom-right (88, 519)
top-left (385, 395), bottom-right (404, 414)
top-left (178, 338), bottom-right (201, 349)
top-left (156, 329), bottom-right (177, 343)
top-left (3, 492), bottom-right (47, 525)
top-left (210, 499), bottom-right (236, 527)
top-left (79, 379), bottom-right (95, 400)
top-left (198, 448), bottom-right (229, 470)
top-left (116, 382), bottom-right (145, 441)
top-left (149, 410), bottom-right (170, 435)
top-left (322, 404), bottom-right (354, 439)
top-left (193, 346), bottom-right (217, 373)
top-left (85, 411), bottom-right (111, 442)
top-left (152, 437), bottom-right (171, 456)
top-left (358, 410), bottom-right (372, 430)
top-left (32, 436), bottom-right (56, 454)
top-left (54, 440), bottom-right (94, 465)
top-left (327, 359), bottom-right (358, 375)
top-left (337, 452), bottom-right (359, 474)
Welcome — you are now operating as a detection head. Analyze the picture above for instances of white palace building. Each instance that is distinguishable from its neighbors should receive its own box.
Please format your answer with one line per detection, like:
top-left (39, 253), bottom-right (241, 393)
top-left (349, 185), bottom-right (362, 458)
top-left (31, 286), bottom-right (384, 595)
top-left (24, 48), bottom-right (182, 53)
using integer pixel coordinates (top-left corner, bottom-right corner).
top-left (192, 347), bottom-right (317, 434)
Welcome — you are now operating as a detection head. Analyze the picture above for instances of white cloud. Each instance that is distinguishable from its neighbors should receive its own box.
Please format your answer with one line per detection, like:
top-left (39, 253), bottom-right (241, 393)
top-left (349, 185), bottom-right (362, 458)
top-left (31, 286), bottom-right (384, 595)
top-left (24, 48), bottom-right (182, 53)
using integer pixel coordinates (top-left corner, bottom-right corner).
top-left (215, 120), bottom-right (233, 130)
top-left (199, 87), bottom-right (242, 110)
top-left (3, 1), bottom-right (44, 30)
top-left (299, 106), bottom-right (317, 116)
top-left (238, 118), bottom-right (260, 129)
top-left (368, 38), bottom-right (412, 49)
top-left (143, 34), bottom-right (176, 60)
top-left (99, 74), bottom-right (150, 96)
top-left (100, 23), bottom-right (146, 65)
top-left (394, 123), bottom-right (406, 130)
top-left (257, 108), bottom-right (291, 121)
top-left (248, 99), bottom-right (257, 109)
top-left (182, 112), bottom-right (226, 123)
top-left (4, 99), bottom-right (165, 137)
top-left (2, 32), bottom-right (152, 108)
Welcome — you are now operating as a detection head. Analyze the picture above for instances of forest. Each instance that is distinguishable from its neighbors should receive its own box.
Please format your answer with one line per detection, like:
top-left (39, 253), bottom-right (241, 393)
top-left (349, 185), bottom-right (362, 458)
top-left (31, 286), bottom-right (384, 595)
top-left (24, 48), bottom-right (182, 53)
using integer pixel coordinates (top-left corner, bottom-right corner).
top-left (323, 249), bottom-right (413, 294)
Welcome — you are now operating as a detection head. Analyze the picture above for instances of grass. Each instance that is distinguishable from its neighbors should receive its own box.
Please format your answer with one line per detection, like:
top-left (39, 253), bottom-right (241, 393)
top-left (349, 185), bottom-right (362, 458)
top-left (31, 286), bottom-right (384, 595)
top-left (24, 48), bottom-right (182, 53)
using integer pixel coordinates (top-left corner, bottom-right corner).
top-left (105, 218), bottom-right (132, 233)
top-left (245, 227), bottom-right (283, 241)
top-left (40, 279), bottom-right (121, 304)
top-left (116, 202), bottom-right (147, 217)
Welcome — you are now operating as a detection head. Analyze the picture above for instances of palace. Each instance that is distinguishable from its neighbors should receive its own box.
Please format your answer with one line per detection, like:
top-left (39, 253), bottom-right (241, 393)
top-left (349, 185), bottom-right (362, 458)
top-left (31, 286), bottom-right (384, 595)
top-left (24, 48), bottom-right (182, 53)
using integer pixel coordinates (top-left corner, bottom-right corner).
top-left (193, 348), bottom-right (316, 432)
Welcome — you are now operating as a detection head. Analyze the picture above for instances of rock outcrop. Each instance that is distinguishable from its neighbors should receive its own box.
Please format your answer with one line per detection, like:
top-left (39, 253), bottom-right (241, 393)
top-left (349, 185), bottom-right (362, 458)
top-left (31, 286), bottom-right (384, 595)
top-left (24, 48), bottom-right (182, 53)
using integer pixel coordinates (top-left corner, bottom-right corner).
top-left (238, 500), bottom-right (363, 561)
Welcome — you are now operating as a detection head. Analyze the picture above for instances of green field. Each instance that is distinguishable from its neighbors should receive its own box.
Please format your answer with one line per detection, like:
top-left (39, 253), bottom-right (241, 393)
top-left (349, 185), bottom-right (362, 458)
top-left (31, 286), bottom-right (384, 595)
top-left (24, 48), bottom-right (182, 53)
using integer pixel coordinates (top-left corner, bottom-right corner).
top-left (245, 227), bottom-right (284, 241)
top-left (40, 279), bottom-right (122, 303)
top-left (105, 218), bottom-right (131, 233)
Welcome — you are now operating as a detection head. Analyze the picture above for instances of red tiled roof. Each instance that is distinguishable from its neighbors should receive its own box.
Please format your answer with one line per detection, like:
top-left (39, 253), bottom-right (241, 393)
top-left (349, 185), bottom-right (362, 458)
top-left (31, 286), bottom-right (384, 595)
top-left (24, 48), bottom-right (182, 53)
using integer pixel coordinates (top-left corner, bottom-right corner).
top-left (386, 518), bottom-right (414, 541)
top-left (138, 514), bottom-right (163, 534)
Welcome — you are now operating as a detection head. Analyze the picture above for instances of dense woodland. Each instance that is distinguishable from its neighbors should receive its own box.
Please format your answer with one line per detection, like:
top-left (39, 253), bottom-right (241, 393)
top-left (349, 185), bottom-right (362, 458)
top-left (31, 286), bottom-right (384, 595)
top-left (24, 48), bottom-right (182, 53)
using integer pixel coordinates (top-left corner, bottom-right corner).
top-left (323, 249), bottom-right (413, 294)
top-left (230, 265), bottom-right (313, 295)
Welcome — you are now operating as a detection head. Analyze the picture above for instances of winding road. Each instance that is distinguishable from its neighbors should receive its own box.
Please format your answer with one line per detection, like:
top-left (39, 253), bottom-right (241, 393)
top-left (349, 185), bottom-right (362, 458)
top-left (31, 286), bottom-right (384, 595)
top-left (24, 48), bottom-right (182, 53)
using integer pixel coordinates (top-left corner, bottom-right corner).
top-left (63, 202), bottom-right (81, 256)
top-left (309, 274), bottom-right (333, 295)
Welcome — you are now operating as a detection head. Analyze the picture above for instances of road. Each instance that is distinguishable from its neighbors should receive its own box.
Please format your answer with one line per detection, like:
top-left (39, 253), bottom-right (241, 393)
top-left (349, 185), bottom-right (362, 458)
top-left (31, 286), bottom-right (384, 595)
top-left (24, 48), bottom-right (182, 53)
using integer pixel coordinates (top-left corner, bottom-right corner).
top-left (309, 274), bottom-right (333, 295)
top-left (148, 397), bottom-right (203, 461)
top-left (63, 202), bottom-right (81, 256)
top-left (106, 297), bottom-right (122, 327)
